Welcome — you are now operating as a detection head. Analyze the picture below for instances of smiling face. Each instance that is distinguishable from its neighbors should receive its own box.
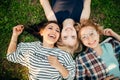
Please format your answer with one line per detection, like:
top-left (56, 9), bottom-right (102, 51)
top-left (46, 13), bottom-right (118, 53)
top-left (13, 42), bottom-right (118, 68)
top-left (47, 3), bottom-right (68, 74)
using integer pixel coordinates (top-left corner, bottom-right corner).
top-left (61, 25), bottom-right (77, 47)
top-left (41, 23), bottom-right (60, 46)
top-left (80, 26), bottom-right (100, 49)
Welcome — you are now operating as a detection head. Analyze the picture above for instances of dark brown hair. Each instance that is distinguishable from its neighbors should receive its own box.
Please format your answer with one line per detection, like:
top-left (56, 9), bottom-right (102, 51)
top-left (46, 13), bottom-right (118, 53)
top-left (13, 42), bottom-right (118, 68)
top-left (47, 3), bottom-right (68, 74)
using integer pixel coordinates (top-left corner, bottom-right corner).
top-left (25, 20), bottom-right (61, 42)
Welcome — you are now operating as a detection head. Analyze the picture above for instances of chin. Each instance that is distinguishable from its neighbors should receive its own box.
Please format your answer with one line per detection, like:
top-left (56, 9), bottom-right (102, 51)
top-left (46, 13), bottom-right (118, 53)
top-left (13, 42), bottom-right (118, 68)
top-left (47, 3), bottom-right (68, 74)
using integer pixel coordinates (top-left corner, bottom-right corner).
top-left (66, 43), bottom-right (75, 47)
top-left (87, 44), bottom-right (97, 49)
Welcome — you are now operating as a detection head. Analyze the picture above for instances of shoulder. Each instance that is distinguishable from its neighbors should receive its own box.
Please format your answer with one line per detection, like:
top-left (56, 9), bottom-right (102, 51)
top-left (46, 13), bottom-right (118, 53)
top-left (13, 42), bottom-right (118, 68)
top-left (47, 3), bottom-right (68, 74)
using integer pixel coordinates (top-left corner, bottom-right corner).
top-left (101, 37), bottom-right (120, 48)
top-left (53, 48), bottom-right (69, 55)
top-left (101, 42), bottom-right (112, 49)
top-left (75, 48), bottom-right (95, 59)
top-left (53, 48), bottom-right (73, 58)
top-left (18, 41), bottom-right (41, 48)
top-left (76, 51), bottom-right (87, 60)
top-left (53, 47), bottom-right (66, 53)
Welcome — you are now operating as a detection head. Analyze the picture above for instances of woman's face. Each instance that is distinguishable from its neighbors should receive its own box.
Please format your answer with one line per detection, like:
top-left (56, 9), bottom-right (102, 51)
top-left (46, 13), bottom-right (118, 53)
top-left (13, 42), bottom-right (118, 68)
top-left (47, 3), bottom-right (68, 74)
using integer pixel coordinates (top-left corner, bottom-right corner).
top-left (80, 26), bottom-right (100, 49)
top-left (41, 23), bottom-right (60, 45)
top-left (61, 25), bottom-right (77, 47)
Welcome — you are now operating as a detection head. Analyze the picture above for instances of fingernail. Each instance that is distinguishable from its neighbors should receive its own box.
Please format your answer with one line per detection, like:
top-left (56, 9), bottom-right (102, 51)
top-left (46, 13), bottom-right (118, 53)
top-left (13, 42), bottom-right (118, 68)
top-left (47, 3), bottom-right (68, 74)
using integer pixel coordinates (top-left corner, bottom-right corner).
top-left (21, 25), bottom-right (24, 28)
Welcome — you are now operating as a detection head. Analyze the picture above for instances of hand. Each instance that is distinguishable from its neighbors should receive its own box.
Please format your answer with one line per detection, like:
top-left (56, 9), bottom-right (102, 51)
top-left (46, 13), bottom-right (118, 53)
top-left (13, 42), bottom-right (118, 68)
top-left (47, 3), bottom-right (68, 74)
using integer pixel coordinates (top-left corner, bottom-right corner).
top-left (12, 25), bottom-right (24, 37)
top-left (104, 75), bottom-right (119, 80)
top-left (103, 28), bottom-right (116, 37)
top-left (48, 55), bottom-right (61, 69)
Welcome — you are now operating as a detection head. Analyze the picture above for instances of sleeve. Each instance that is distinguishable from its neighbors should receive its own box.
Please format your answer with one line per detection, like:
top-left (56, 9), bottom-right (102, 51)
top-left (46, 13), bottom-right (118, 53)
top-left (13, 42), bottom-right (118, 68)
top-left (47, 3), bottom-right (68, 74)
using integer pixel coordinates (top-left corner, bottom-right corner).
top-left (61, 53), bottom-right (76, 80)
top-left (102, 37), bottom-right (120, 68)
top-left (75, 55), bottom-right (86, 80)
top-left (6, 42), bottom-right (32, 67)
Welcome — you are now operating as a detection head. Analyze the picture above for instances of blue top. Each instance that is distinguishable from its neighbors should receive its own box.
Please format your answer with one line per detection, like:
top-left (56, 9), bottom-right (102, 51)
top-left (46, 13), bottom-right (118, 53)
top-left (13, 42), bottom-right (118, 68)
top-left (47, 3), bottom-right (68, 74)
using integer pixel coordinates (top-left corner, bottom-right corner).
top-left (101, 43), bottom-right (120, 77)
top-left (75, 37), bottom-right (120, 80)
top-left (52, 0), bottom-right (84, 24)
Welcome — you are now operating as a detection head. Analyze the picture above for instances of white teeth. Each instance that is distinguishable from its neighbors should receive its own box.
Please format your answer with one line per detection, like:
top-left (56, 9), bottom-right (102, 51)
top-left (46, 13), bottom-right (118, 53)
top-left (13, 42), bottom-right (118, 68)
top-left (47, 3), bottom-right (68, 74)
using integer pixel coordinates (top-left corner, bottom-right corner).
top-left (89, 41), bottom-right (96, 45)
top-left (49, 34), bottom-right (56, 39)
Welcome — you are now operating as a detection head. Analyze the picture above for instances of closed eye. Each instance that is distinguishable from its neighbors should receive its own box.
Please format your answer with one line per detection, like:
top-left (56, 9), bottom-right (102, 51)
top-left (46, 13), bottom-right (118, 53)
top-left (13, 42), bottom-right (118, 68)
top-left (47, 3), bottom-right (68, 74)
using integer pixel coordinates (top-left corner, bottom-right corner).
top-left (48, 27), bottom-right (52, 30)
top-left (72, 36), bottom-right (76, 39)
top-left (63, 36), bottom-right (67, 40)
top-left (90, 32), bottom-right (94, 36)
top-left (81, 35), bottom-right (87, 40)
top-left (56, 29), bottom-right (60, 33)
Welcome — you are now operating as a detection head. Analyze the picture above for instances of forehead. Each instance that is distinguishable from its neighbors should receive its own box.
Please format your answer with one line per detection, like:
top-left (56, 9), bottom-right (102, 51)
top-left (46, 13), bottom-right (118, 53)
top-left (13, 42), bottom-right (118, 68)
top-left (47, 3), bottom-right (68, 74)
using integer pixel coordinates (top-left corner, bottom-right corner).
top-left (80, 26), bottom-right (96, 34)
top-left (46, 23), bottom-right (60, 29)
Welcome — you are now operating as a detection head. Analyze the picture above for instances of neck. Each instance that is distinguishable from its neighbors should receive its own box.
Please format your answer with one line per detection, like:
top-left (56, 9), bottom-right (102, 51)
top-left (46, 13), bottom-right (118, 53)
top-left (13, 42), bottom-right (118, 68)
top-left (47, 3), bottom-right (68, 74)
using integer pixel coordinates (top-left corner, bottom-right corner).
top-left (43, 41), bottom-right (54, 48)
top-left (93, 44), bottom-right (102, 56)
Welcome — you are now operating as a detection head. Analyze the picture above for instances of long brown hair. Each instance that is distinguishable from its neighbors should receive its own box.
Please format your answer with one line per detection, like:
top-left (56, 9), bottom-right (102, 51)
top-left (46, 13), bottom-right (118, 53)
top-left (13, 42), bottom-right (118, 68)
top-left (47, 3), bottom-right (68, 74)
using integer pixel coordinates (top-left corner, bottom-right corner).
top-left (25, 20), bottom-right (61, 42)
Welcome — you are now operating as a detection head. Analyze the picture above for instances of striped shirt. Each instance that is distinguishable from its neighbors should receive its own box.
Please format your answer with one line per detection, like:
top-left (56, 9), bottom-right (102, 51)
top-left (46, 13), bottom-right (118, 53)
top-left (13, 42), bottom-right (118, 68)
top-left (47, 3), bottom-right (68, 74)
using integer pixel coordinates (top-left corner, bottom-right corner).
top-left (7, 41), bottom-right (75, 80)
top-left (75, 37), bottom-right (120, 80)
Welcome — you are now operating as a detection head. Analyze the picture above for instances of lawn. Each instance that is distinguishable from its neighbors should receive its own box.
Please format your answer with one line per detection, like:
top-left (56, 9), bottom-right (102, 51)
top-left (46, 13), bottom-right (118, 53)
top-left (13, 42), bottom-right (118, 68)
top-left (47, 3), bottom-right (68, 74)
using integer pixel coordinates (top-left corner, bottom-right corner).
top-left (0, 0), bottom-right (120, 80)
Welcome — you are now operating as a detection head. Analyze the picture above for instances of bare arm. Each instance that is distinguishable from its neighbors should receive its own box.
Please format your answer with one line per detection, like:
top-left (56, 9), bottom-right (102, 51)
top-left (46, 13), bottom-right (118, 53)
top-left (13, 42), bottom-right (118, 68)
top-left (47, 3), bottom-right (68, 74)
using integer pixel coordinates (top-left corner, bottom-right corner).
top-left (103, 28), bottom-right (120, 41)
top-left (39, 0), bottom-right (57, 21)
top-left (7, 25), bottom-right (24, 54)
top-left (104, 75), bottom-right (120, 80)
top-left (80, 0), bottom-right (91, 23)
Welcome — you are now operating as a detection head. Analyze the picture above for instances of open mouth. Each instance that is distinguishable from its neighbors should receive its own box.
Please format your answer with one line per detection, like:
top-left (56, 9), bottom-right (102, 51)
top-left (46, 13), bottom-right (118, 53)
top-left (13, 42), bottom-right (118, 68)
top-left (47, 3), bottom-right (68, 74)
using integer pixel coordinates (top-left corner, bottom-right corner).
top-left (48, 34), bottom-right (56, 39)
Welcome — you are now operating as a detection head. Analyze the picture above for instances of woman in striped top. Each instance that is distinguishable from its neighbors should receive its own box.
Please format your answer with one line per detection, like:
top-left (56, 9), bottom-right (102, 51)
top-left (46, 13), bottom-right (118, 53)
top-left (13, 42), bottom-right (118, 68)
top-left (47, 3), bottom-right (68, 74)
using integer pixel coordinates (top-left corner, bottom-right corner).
top-left (7, 21), bottom-right (75, 80)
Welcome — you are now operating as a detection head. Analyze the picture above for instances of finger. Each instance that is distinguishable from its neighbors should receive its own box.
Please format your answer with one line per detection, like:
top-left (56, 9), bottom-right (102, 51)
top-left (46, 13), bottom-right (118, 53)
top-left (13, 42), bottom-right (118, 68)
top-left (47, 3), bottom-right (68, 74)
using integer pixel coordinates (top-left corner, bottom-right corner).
top-left (103, 29), bottom-right (107, 35)
top-left (114, 77), bottom-right (120, 80)
top-left (112, 77), bottom-right (120, 80)
top-left (105, 75), bottom-right (114, 80)
top-left (104, 29), bottom-right (110, 35)
top-left (14, 25), bottom-right (23, 30)
top-left (48, 56), bottom-right (54, 61)
top-left (108, 75), bottom-right (114, 79)
top-left (21, 25), bottom-right (24, 28)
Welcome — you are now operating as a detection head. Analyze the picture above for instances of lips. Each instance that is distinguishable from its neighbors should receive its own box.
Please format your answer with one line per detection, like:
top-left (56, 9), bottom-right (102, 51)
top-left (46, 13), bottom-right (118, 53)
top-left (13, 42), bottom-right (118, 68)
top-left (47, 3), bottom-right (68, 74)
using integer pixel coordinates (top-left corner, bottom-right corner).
top-left (65, 27), bottom-right (73, 31)
top-left (48, 34), bottom-right (56, 39)
top-left (88, 40), bottom-right (96, 46)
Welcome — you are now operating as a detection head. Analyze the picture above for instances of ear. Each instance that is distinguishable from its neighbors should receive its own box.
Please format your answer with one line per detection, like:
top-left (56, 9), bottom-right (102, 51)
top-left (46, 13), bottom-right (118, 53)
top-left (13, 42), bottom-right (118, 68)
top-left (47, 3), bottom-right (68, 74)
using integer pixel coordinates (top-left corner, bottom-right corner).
top-left (74, 23), bottom-right (81, 32)
top-left (39, 29), bottom-right (44, 36)
top-left (57, 38), bottom-right (64, 46)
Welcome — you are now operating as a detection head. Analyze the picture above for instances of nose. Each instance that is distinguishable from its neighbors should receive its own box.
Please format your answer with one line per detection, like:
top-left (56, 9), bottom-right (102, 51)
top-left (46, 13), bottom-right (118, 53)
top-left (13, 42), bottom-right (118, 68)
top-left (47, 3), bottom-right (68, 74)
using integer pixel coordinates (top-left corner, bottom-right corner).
top-left (88, 36), bottom-right (93, 41)
top-left (52, 29), bottom-right (57, 34)
top-left (52, 29), bottom-right (60, 36)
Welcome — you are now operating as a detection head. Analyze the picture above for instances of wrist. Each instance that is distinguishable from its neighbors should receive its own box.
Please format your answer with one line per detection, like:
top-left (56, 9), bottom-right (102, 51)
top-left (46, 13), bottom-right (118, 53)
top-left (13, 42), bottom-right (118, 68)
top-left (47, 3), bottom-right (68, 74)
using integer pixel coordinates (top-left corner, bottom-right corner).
top-left (11, 35), bottom-right (18, 42)
top-left (55, 63), bottom-right (61, 70)
top-left (12, 33), bottom-right (19, 38)
top-left (11, 40), bottom-right (17, 43)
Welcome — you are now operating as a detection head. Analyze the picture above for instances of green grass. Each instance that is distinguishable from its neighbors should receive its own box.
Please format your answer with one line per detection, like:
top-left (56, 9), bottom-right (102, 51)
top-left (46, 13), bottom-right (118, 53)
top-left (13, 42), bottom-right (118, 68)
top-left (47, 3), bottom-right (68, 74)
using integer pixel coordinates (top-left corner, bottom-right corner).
top-left (0, 0), bottom-right (120, 79)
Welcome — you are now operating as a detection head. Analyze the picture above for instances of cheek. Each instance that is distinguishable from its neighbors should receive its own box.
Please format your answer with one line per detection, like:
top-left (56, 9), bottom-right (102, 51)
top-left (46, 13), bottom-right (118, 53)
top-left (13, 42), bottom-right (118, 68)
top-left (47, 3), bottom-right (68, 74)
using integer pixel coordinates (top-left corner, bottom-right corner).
top-left (95, 34), bottom-right (100, 41)
top-left (61, 34), bottom-right (67, 40)
top-left (61, 31), bottom-right (66, 37)
top-left (82, 40), bottom-right (88, 46)
top-left (57, 33), bottom-right (60, 38)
